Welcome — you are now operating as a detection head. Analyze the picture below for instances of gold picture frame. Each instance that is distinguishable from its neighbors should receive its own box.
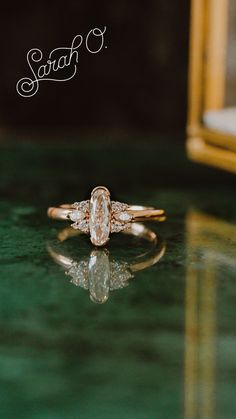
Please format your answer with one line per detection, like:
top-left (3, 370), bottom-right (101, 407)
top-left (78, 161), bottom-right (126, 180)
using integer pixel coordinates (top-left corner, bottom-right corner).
top-left (187, 0), bottom-right (236, 174)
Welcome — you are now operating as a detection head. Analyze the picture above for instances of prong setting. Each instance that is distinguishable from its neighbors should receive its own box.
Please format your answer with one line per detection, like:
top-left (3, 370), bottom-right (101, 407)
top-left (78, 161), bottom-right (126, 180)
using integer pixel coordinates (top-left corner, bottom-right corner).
top-left (69, 191), bottom-right (133, 243)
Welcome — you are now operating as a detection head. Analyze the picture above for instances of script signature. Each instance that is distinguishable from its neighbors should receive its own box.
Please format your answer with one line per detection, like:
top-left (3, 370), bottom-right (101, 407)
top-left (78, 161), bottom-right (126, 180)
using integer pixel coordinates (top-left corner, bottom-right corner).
top-left (16, 27), bottom-right (106, 97)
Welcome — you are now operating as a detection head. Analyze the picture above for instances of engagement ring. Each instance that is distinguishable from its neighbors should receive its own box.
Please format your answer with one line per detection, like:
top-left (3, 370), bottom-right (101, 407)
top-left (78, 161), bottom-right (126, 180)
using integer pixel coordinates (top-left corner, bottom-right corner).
top-left (47, 186), bottom-right (166, 246)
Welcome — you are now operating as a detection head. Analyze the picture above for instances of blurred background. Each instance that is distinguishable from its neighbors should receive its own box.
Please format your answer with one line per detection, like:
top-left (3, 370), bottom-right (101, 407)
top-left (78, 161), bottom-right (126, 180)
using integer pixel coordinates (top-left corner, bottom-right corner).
top-left (0, 0), bottom-right (189, 139)
top-left (0, 2), bottom-right (236, 419)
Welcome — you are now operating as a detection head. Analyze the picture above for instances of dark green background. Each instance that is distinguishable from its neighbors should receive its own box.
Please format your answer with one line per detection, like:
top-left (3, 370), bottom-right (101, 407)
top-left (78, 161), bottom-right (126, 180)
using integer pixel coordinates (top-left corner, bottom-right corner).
top-left (0, 139), bottom-right (235, 418)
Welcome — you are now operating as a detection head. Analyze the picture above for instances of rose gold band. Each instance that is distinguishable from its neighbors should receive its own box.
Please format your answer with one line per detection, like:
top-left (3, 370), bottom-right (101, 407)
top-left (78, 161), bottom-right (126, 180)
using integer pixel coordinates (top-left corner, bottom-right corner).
top-left (47, 186), bottom-right (166, 246)
top-left (47, 205), bottom-right (166, 222)
top-left (48, 223), bottom-right (166, 272)
top-left (47, 223), bottom-right (166, 303)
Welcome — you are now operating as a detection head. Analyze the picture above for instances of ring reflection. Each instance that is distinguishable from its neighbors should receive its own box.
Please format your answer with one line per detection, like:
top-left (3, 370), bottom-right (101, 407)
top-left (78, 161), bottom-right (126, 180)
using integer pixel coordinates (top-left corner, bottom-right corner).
top-left (48, 223), bottom-right (166, 304)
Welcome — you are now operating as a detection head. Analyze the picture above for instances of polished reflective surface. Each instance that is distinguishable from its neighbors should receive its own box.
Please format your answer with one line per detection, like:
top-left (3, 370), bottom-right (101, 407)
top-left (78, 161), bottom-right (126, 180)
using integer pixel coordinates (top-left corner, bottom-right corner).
top-left (48, 224), bottom-right (165, 304)
top-left (0, 141), bottom-right (235, 418)
top-left (185, 211), bottom-right (236, 419)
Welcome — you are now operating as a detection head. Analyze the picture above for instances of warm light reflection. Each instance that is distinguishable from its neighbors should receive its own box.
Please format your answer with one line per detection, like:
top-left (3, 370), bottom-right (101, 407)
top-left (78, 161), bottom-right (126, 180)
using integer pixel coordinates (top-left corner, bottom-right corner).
top-left (185, 210), bottom-right (236, 419)
top-left (48, 224), bottom-right (166, 304)
top-left (187, 136), bottom-right (236, 174)
top-left (187, 0), bottom-right (236, 174)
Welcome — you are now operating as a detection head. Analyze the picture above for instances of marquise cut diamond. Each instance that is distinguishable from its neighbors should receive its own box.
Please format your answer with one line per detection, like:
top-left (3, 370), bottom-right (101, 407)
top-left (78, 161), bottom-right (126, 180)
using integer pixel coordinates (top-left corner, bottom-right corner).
top-left (69, 193), bottom-right (132, 239)
top-left (114, 211), bottom-right (132, 222)
top-left (69, 210), bottom-right (85, 222)
top-left (111, 208), bottom-right (132, 233)
top-left (70, 200), bottom-right (89, 231)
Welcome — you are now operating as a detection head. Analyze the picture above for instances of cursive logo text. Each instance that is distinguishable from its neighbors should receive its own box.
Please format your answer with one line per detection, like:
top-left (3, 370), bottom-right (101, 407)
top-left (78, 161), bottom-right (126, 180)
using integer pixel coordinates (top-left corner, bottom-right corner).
top-left (16, 27), bottom-right (106, 97)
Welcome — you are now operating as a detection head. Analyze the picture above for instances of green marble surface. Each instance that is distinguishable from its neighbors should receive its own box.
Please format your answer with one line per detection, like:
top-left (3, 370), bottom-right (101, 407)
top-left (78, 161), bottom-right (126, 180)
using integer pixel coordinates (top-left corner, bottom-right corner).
top-left (0, 139), bottom-right (236, 419)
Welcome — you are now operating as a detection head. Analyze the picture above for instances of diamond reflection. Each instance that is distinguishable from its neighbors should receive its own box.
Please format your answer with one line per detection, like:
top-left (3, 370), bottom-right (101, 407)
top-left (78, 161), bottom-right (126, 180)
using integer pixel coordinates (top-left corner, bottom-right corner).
top-left (66, 249), bottom-right (133, 304)
top-left (48, 223), bottom-right (166, 304)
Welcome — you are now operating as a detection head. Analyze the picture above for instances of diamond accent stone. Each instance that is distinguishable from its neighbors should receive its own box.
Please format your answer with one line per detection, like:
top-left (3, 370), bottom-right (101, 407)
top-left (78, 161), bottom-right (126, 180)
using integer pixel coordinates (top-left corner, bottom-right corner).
top-left (111, 202), bottom-right (131, 233)
top-left (69, 195), bottom-right (132, 242)
top-left (70, 201), bottom-right (89, 232)
top-left (79, 200), bottom-right (90, 211)
top-left (89, 187), bottom-right (111, 246)
top-left (111, 221), bottom-right (132, 233)
top-left (114, 211), bottom-right (132, 222)
top-left (111, 201), bottom-right (129, 213)
top-left (71, 220), bottom-right (89, 233)
top-left (123, 222), bottom-right (131, 230)
top-left (69, 210), bottom-right (85, 222)
top-left (111, 222), bottom-right (124, 233)
top-left (72, 200), bottom-right (89, 211)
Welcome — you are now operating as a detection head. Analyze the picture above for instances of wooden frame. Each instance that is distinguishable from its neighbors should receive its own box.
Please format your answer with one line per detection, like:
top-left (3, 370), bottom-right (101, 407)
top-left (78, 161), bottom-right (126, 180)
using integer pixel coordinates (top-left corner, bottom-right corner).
top-left (187, 0), bottom-right (236, 174)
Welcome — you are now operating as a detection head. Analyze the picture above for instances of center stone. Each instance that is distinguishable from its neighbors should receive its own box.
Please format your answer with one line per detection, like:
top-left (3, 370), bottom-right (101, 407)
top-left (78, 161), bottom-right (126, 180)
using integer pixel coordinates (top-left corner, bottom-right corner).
top-left (89, 187), bottom-right (111, 246)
